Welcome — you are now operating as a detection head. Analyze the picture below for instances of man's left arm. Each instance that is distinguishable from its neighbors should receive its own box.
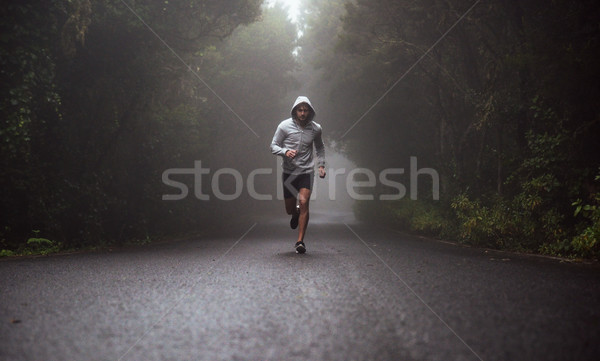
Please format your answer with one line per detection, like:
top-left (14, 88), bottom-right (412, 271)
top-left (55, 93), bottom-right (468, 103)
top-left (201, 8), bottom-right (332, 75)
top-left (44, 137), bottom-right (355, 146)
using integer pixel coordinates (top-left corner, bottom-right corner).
top-left (315, 126), bottom-right (326, 178)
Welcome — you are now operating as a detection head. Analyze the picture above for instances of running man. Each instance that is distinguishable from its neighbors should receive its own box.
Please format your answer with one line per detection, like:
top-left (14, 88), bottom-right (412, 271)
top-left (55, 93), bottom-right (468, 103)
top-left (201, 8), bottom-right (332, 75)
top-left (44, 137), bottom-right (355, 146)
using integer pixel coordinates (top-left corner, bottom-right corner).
top-left (271, 96), bottom-right (326, 254)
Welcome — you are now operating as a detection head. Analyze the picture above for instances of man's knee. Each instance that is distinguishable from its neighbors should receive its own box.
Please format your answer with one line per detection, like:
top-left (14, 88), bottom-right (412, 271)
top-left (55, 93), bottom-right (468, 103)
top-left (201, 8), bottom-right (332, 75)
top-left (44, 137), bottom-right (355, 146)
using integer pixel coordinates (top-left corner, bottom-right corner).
top-left (298, 190), bottom-right (311, 211)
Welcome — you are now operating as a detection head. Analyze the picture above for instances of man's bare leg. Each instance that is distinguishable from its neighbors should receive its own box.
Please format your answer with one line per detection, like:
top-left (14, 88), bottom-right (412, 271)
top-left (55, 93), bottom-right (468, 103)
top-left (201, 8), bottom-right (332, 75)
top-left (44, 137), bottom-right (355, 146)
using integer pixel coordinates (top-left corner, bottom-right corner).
top-left (296, 188), bottom-right (311, 244)
top-left (285, 195), bottom-right (300, 230)
top-left (285, 196), bottom-right (297, 215)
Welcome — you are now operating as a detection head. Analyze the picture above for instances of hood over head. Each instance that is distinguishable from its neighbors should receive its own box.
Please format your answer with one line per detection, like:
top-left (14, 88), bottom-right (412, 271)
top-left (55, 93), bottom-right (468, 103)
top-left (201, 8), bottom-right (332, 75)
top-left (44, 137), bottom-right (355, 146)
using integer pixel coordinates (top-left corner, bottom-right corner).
top-left (291, 96), bottom-right (316, 122)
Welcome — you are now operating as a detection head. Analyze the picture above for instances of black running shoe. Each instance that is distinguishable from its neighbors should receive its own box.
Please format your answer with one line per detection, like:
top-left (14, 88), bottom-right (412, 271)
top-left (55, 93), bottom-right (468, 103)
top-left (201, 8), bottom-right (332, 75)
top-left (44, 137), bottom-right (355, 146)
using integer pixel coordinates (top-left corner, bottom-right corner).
top-left (290, 205), bottom-right (300, 229)
top-left (295, 241), bottom-right (306, 254)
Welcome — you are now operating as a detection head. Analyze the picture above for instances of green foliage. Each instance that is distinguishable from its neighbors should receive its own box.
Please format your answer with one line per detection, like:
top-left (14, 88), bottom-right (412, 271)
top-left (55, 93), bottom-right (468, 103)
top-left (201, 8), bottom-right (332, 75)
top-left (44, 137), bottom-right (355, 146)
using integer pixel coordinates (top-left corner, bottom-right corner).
top-left (571, 226), bottom-right (599, 258)
top-left (0, 249), bottom-right (15, 257)
top-left (0, 230), bottom-right (63, 256)
top-left (570, 173), bottom-right (600, 258)
top-left (451, 194), bottom-right (523, 249)
top-left (353, 95), bottom-right (588, 256)
top-left (449, 116), bottom-right (572, 252)
top-left (26, 235), bottom-right (60, 255)
top-left (390, 199), bottom-right (449, 237)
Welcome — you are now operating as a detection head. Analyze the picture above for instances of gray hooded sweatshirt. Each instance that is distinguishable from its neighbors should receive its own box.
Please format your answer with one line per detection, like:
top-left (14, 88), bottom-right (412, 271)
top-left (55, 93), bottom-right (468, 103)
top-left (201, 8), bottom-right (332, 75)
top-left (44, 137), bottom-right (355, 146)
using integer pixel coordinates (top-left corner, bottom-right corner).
top-left (271, 96), bottom-right (326, 174)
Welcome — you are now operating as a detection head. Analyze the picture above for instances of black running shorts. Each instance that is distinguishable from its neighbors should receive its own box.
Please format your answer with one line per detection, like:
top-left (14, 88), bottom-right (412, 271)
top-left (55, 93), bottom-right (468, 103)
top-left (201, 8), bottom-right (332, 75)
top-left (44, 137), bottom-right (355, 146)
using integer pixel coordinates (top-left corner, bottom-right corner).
top-left (282, 173), bottom-right (313, 199)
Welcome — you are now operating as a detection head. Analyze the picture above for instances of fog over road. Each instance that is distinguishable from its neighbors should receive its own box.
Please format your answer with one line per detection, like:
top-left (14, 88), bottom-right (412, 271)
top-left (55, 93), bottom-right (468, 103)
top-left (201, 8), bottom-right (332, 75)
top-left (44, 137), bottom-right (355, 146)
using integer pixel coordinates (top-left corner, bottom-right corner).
top-left (1, 210), bottom-right (599, 361)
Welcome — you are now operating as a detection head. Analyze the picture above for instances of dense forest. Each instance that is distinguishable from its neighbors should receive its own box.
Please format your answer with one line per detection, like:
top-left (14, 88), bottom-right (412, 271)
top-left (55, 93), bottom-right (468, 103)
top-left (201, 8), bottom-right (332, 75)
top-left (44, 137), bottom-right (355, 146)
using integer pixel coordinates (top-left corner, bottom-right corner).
top-left (300, 0), bottom-right (600, 258)
top-left (1, 0), bottom-right (298, 254)
top-left (2, 0), bottom-right (599, 259)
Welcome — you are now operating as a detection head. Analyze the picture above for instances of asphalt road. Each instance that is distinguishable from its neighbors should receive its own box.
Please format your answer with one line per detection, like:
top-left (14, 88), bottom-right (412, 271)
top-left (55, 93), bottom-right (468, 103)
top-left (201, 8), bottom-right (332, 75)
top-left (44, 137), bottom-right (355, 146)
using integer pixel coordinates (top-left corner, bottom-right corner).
top-left (1, 210), bottom-right (599, 361)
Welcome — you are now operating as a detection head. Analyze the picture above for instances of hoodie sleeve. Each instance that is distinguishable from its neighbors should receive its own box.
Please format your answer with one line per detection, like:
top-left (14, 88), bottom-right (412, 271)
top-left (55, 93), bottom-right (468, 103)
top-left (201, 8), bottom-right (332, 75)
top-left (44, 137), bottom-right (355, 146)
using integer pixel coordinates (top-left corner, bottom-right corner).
top-left (270, 123), bottom-right (288, 157)
top-left (314, 125), bottom-right (326, 168)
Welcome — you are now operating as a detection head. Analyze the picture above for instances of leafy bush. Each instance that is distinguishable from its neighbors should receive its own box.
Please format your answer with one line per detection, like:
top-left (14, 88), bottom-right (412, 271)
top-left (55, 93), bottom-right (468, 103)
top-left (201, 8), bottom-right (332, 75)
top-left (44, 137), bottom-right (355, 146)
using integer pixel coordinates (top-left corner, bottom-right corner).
top-left (451, 194), bottom-right (523, 249)
top-left (570, 176), bottom-right (600, 258)
top-left (392, 199), bottom-right (449, 237)
top-left (0, 249), bottom-right (15, 257)
top-left (24, 230), bottom-right (61, 255)
top-left (450, 183), bottom-right (571, 252)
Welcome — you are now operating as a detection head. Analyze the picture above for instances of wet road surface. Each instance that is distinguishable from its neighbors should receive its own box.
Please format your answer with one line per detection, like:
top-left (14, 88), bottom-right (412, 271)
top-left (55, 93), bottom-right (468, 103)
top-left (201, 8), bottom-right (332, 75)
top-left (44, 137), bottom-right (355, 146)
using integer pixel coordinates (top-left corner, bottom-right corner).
top-left (1, 211), bottom-right (599, 360)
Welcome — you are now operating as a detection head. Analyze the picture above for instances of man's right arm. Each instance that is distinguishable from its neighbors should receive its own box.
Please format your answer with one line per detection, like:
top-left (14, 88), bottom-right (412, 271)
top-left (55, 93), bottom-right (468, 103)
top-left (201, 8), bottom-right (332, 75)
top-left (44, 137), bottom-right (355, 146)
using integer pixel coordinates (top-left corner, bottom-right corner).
top-left (270, 125), bottom-right (288, 156)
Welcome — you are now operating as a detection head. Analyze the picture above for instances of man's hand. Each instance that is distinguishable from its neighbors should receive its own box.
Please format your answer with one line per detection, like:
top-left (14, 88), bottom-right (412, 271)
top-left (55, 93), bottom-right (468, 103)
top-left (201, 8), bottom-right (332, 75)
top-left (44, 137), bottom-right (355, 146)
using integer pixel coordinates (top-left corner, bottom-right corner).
top-left (285, 150), bottom-right (297, 158)
top-left (318, 166), bottom-right (326, 179)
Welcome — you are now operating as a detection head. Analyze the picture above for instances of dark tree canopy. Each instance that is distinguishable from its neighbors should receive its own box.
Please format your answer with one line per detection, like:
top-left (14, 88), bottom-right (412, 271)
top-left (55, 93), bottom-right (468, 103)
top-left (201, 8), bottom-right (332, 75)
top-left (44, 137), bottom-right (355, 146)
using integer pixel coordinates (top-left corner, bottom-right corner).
top-left (298, 0), bottom-right (600, 257)
top-left (0, 0), bottom-right (295, 252)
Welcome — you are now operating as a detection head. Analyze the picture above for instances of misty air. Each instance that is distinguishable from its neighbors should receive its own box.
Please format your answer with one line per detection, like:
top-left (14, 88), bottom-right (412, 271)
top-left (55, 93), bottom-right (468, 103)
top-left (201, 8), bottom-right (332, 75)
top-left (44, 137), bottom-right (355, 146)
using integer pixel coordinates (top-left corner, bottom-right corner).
top-left (1, 1), bottom-right (599, 360)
